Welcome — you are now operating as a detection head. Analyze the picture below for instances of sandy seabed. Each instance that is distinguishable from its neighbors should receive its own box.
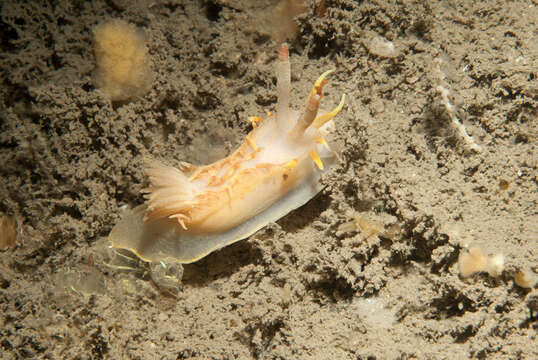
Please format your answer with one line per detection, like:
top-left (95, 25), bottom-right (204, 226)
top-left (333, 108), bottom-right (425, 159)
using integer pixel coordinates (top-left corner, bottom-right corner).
top-left (0, 1), bottom-right (536, 359)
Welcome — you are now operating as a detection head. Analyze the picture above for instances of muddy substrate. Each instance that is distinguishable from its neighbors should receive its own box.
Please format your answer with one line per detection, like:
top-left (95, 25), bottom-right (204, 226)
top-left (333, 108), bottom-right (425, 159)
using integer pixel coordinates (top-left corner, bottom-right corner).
top-left (0, 1), bottom-right (536, 359)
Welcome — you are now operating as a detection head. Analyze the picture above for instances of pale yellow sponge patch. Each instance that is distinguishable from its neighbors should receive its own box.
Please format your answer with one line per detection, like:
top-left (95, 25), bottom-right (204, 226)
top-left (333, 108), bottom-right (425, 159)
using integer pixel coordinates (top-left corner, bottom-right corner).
top-left (458, 246), bottom-right (488, 278)
top-left (514, 269), bottom-right (537, 289)
top-left (458, 245), bottom-right (506, 278)
top-left (93, 19), bottom-right (152, 102)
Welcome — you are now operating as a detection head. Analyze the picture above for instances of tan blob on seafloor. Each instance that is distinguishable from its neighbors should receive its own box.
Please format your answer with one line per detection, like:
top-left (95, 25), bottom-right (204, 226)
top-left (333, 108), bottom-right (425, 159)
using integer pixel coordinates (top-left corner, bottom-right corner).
top-left (458, 246), bottom-right (488, 278)
top-left (514, 269), bottom-right (537, 289)
top-left (93, 19), bottom-right (152, 102)
top-left (458, 245), bottom-right (505, 278)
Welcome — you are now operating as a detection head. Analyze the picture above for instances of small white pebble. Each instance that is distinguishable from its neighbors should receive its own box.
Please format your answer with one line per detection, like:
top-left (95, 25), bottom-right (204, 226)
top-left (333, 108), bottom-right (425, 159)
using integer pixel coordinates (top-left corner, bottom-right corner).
top-left (365, 35), bottom-right (397, 58)
top-left (353, 296), bottom-right (395, 329)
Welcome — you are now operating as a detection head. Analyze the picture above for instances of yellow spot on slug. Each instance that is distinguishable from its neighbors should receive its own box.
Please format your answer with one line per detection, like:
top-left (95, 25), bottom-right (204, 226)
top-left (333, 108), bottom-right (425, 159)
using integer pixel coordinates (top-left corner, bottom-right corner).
top-left (309, 151), bottom-right (324, 170)
top-left (315, 137), bottom-right (329, 150)
top-left (283, 159), bottom-right (298, 169)
top-left (246, 135), bottom-right (258, 151)
top-left (249, 116), bottom-right (262, 128)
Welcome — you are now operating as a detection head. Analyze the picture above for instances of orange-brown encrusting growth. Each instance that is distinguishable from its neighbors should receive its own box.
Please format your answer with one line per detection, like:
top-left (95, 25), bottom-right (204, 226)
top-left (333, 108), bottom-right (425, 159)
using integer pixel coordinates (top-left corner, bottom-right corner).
top-left (93, 19), bottom-right (152, 102)
top-left (0, 215), bottom-right (17, 250)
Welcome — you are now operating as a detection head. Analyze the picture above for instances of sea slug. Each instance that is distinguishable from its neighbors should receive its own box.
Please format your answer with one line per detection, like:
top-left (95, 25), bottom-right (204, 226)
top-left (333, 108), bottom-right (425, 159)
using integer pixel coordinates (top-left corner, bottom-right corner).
top-left (109, 44), bottom-right (345, 263)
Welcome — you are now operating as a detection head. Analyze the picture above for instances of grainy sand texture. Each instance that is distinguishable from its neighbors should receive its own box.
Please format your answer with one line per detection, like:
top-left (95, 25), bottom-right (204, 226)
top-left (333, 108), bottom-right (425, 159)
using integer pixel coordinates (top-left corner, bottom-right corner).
top-left (1, 1), bottom-right (536, 359)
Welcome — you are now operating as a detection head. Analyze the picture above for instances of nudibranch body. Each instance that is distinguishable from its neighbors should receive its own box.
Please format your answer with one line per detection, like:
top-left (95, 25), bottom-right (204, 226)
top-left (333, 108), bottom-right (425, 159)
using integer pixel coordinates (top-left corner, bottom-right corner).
top-left (109, 44), bottom-right (345, 263)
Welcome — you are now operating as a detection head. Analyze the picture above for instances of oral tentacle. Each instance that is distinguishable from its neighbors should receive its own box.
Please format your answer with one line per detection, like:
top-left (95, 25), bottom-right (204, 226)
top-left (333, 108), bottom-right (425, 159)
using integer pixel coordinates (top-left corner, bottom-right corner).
top-left (276, 43), bottom-right (291, 127)
top-left (289, 94), bottom-right (321, 138)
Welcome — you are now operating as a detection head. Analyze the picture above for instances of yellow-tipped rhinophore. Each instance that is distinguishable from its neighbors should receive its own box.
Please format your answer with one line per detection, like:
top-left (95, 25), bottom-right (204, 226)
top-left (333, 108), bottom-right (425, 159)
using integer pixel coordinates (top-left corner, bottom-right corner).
top-left (313, 94), bottom-right (346, 128)
top-left (306, 69), bottom-right (334, 104)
